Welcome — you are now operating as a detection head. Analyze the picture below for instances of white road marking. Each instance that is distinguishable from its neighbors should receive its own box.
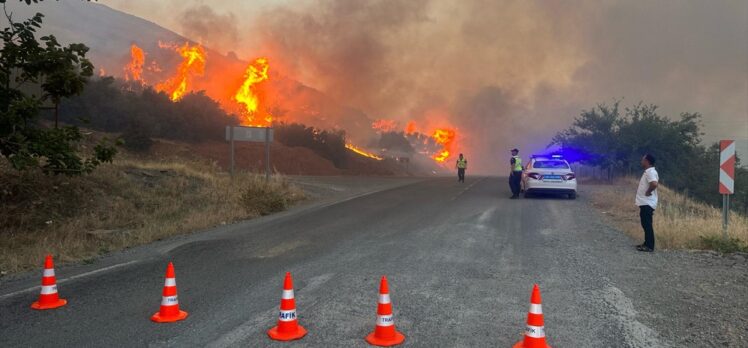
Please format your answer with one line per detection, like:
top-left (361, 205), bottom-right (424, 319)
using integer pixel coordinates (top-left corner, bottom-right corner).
top-left (451, 178), bottom-right (484, 200)
top-left (600, 285), bottom-right (672, 348)
top-left (207, 273), bottom-right (335, 347)
top-left (0, 260), bottom-right (139, 301)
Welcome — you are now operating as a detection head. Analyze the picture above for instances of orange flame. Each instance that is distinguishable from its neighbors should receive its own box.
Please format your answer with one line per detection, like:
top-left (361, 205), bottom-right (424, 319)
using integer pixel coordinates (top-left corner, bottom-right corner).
top-left (156, 42), bottom-right (206, 101)
top-left (124, 44), bottom-right (145, 83)
top-left (372, 119), bottom-right (398, 133)
top-left (431, 128), bottom-right (456, 162)
top-left (346, 144), bottom-right (383, 160)
top-left (235, 57), bottom-right (271, 126)
top-left (405, 121), bottom-right (417, 135)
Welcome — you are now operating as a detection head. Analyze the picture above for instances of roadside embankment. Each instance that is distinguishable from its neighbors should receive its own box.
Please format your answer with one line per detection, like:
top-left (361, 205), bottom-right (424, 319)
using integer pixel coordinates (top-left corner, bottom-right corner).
top-left (583, 178), bottom-right (748, 252)
top-left (0, 157), bottom-right (304, 274)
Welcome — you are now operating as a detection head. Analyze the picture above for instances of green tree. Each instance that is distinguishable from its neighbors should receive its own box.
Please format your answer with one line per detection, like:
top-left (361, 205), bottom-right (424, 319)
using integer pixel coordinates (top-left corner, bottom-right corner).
top-left (0, 9), bottom-right (116, 174)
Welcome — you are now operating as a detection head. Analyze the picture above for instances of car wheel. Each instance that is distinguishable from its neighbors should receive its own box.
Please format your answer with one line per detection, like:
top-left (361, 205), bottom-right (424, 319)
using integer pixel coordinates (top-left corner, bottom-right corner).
top-left (569, 192), bottom-right (576, 199)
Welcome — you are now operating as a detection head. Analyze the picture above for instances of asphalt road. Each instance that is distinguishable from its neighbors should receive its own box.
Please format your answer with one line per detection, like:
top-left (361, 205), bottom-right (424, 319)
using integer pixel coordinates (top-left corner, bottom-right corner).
top-left (1, 177), bottom-right (746, 347)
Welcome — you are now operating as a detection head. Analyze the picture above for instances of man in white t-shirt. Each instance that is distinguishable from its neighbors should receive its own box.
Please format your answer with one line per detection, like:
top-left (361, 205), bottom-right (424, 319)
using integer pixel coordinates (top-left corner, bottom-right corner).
top-left (635, 154), bottom-right (659, 252)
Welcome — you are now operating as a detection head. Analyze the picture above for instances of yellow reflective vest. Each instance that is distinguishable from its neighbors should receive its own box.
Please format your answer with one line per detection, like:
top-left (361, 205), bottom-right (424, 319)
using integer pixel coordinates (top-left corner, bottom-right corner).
top-left (512, 155), bottom-right (523, 171)
top-left (457, 158), bottom-right (467, 169)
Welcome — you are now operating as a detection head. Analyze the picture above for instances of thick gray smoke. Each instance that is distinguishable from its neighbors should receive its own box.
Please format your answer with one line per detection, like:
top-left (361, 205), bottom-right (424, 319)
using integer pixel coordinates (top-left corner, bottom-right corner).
top-left (249, 0), bottom-right (748, 173)
top-left (178, 5), bottom-right (239, 56)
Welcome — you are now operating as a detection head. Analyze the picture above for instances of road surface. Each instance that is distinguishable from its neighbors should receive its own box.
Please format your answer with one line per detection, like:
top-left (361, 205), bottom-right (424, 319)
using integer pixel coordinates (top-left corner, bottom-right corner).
top-left (1, 177), bottom-right (746, 347)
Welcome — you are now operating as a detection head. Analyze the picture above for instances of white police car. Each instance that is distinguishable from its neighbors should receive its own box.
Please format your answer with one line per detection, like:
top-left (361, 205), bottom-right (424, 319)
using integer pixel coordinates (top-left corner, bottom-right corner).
top-left (521, 155), bottom-right (577, 199)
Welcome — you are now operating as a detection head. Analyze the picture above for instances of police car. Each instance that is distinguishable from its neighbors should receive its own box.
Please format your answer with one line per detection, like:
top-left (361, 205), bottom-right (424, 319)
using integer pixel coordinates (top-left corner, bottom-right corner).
top-left (521, 155), bottom-right (577, 199)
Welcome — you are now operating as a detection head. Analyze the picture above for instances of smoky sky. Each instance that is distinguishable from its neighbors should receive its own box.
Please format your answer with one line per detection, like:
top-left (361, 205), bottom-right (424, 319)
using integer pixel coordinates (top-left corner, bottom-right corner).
top-left (245, 0), bottom-right (747, 172)
top-left (7, 0), bottom-right (747, 172)
top-left (178, 5), bottom-right (239, 56)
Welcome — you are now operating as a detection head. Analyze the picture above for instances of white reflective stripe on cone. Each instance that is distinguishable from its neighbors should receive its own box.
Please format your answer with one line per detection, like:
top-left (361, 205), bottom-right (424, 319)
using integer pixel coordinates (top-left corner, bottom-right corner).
top-left (161, 295), bottom-right (179, 306)
top-left (378, 294), bottom-right (390, 304)
top-left (43, 269), bottom-right (55, 277)
top-left (40, 285), bottom-right (58, 295)
top-left (529, 303), bottom-right (543, 314)
top-left (279, 309), bottom-right (297, 322)
top-left (525, 325), bottom-right (546, 338)
top-left (281, 289), bottom-right (294, 299)
top-left (376, 314), bottom-right (394, 327)
top-left (164, 278), bottom-right (176, 287)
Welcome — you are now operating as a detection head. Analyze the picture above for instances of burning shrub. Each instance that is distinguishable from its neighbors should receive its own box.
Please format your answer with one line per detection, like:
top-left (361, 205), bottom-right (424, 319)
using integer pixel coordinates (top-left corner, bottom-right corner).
top-left (60, 77), bottom-right (237, 144)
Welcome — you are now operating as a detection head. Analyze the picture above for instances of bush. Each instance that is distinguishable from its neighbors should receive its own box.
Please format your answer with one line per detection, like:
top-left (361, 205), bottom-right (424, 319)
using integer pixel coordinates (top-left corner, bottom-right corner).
top-left (698, 236), bottom-right (748, 254)
top-left (240, 177), bottom-right (295, 215)
top-left (121, 125), bottom-right (153, 152)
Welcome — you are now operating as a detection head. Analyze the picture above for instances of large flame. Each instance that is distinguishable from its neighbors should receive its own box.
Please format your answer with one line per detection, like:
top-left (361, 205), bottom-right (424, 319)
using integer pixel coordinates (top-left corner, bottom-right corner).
top-left (431, 128), bottom-right (456, 162)
top-left (234, 57), bottom-right (271, 126)
top-left (124, 44), bottom-right (145, 83)
top-left (346, 144), bottom-right (383, 160)
top-left (156, 42), bottom-right (206, 101)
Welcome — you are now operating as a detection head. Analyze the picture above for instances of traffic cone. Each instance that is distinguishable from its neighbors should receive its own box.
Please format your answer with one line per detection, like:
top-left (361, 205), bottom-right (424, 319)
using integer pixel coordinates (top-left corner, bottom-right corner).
top-left (31, 255), bottom-right (67, 310)
top-left (151, 262), bottom-right (188, 323)
top-left (268, 272), bottom-right (307, 341)
top-left (513, 284), bottom-right (551, 348)
top-left (365, 276), bottom-right (405, 347)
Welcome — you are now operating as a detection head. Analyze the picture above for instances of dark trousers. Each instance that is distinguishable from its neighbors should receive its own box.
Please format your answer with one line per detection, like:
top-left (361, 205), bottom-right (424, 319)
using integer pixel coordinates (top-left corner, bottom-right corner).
top-left (510, 171), bottom-right (522, 196)
top-left (639, 205), bottom-right (655, 249)
top-left (457, 168), bottom-right (465, 182)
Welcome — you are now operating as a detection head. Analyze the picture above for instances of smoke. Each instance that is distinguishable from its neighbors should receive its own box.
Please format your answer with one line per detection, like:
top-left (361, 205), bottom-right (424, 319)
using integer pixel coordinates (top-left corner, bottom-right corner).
top-left (243, 0), bottom-right (747, 172)
top-left (178, 5), bottom-right (239, 56)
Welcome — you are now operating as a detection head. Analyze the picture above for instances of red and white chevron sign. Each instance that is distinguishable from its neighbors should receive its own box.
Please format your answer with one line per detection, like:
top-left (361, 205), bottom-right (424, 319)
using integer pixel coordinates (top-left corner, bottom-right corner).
top-left (719, 140), bottom-right (736, 194)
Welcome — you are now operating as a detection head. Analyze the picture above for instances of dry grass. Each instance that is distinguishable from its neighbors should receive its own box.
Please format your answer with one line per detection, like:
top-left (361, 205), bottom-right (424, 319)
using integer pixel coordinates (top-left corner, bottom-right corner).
top-left (587, 178), bottom-right (748, 251)
top-left (0, 157), bottom-right (305, 274)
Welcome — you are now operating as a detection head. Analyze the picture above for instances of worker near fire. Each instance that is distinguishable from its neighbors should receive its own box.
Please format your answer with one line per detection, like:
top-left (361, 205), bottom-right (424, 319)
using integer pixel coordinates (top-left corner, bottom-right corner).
top-left (509, 148), bottom-right (523, 199)
top-left (456, 153), bottom-right (468, 183)
top-left (635, 153), bottom-right (659, 252)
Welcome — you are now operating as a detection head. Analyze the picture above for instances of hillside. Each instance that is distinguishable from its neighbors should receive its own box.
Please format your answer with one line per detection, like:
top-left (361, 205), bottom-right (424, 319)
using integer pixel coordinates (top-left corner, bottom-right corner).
top-left (149, 138), bottom-right (418, 176)
top-left (0, 1), bottom-right (381, 146)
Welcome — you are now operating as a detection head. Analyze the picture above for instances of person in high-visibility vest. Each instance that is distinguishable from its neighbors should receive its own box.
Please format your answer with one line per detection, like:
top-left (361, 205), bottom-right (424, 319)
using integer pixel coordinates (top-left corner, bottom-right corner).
top-left (456, 153), bottom-right (468, 183)
top-left (509, 148), bottom-right (523, 199)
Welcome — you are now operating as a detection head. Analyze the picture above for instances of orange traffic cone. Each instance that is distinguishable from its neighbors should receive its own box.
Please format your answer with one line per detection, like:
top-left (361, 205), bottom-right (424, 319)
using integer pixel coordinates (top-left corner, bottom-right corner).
top-left (365, 276), bottom-right (405, 347)
top-left (151, 262), bottom-right (188, 323)
top-left (268, 272), bottom-right (307, 341)
top-left (513, 284), bottom-right (551, 348)
top-left (31, 255), bottom-right (67, 310)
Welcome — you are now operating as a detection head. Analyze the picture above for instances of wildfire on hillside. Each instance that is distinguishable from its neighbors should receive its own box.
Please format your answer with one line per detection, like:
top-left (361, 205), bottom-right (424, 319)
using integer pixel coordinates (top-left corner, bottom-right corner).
top-left (155, 42), bottom-right (206, 101)
top-left (119, 42), bottom-right (460, 164)
top-left (234, 57), bottom-right (272, 127)
top-left (124, 44), bottom-right (145, 83)
top-left (372, 119), bottom-right (398, 133)
top-left (345, 144), bottom-right (383, 160)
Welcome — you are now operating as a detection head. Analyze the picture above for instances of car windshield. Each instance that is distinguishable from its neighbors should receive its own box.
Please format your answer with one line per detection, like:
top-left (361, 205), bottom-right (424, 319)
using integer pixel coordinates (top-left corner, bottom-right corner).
top-left (533, 160), bottom-right (569, 169)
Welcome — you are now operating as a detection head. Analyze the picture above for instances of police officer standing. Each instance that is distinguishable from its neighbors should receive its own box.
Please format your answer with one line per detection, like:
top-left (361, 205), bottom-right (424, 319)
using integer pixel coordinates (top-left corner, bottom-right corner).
top-left (456, 153), bottom-right (467, 183)
top-left (509, 148), bottom-right (523, 199)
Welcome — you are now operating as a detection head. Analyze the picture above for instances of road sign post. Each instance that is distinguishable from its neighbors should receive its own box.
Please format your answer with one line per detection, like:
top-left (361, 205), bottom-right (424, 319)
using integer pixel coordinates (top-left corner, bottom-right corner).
top-left (719, 140), bottom-right (736, 239)
top-left (226, 126), bottom-right (274, 180)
